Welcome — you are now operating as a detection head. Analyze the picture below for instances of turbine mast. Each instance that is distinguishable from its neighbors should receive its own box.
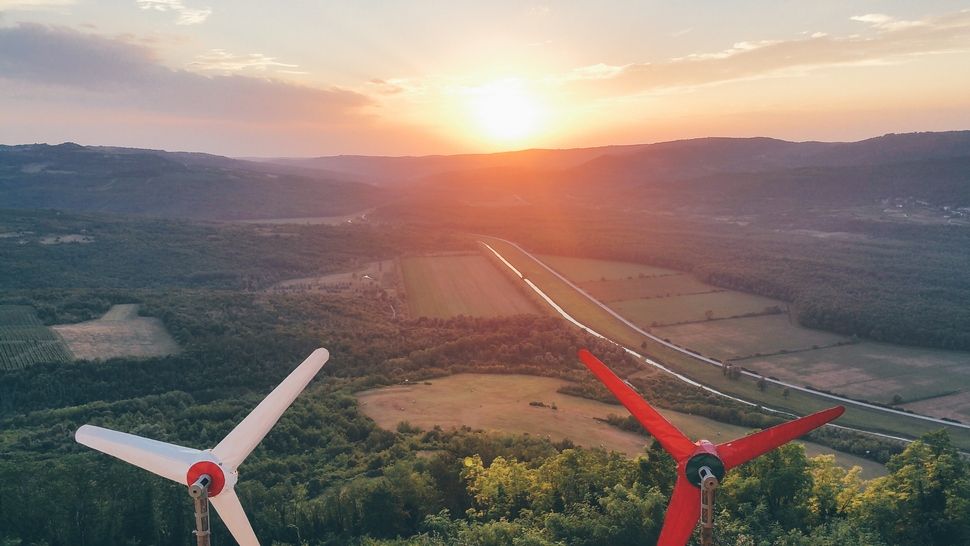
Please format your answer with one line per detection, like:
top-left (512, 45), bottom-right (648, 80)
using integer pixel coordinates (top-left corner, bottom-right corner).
top-left (699, 466), bottom-right (718, 546)
top-left (189, 474), bottom-right (212, 546)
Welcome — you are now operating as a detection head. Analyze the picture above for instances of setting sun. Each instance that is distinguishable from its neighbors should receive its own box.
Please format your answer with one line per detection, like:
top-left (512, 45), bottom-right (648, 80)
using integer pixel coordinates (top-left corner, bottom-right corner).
top-left (469, 80), bottom-right (543, 143)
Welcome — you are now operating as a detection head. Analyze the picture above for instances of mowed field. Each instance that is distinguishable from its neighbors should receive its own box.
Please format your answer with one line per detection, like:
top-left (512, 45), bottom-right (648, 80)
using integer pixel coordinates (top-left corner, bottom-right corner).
top-left (612, 291), bottom-right (784, 326)
top-left (743, 343), bottom-right (970, 414)
top-left (532, 252), bottom-right (970, 423)
top-left (53, 304), bottom-right (179, 361)
top-left (538, 255), bottom-right (676, 282)
top-left (654, 315), bottom-right (850, 360)
top-left (357, 373), bottom-right (886, 478)
top-left (401, 254), bottom-right (539, 318)
top-left (579, 275), bottom-right (716, 302)
top-left (0, 305), bottom-right (72, 369)
top-left (481, 240), bottom-right (970, 446)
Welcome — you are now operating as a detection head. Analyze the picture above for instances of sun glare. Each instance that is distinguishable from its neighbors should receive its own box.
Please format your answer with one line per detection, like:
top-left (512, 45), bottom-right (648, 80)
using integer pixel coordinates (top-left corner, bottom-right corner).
top-left (469, 80), bottom-right (542, 144)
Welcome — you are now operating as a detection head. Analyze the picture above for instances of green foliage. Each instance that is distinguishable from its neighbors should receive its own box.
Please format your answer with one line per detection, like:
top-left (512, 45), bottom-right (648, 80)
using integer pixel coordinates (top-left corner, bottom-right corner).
top-left (0, 267), bottom-right (963, 545)
top-left (852, 431), bottom-right (970, 546)
top-left (0, 209), bottom-right (465, 290)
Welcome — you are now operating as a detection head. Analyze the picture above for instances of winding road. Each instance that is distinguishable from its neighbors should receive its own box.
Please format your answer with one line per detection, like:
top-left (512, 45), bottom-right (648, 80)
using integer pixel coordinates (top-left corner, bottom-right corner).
top-left (481, 238), bottom-right (970, 447)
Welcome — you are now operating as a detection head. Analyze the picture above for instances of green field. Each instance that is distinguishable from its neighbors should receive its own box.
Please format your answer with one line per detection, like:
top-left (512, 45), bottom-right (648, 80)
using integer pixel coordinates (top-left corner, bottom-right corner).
top-left (0, 305), bottom-right (72, 369)
top-left (538, 254), bottom-right (676, 281)
top-left (357, 373), bottom-right (887, 479)
top-left (612, 290), bottom-right (785, 326)
top-left (579, 275), bottom-right (717, 302)
top-left (743, 342), bottom-right (970, 416)
top-left (533, 252), bottom-right (970, 422)
top-left (401, 254), bottom-right (540, 318)
top-left (654, 314), bottom-right (850, 360)
top-left (480, 238), bottom-right (970, 450)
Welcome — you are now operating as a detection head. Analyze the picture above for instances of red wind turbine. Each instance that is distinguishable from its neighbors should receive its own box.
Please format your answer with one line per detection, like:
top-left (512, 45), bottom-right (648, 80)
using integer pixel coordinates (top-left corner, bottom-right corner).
top-left (578, 349), bottom-right (844, 546)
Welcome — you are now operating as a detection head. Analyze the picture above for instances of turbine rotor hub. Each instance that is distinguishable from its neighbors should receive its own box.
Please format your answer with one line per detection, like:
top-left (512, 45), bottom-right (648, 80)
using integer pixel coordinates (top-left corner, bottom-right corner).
top-left (685, 452), bottom-right (725, 487)
top-left (186, 460), bottom-right (226, 497)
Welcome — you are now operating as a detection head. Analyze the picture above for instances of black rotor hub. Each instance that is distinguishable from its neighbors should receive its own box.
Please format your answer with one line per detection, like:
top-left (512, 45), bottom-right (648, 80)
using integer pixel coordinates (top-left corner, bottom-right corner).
top-left (685, 452), bottom-right (725, 487)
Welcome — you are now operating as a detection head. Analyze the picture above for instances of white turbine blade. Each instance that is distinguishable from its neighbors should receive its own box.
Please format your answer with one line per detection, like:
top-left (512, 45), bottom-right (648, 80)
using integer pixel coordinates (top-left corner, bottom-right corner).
top-left (75, 424), bottom-right (201, 484)
top-left (210, 488), bottom-right (260, 546)
top-left (212, 348), bottom-right (329, 468)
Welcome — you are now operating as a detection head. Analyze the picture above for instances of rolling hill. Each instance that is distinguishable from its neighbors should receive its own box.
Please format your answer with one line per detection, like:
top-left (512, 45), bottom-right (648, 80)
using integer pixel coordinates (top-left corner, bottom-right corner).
top-left (0, 143), bottom-right (385, 220)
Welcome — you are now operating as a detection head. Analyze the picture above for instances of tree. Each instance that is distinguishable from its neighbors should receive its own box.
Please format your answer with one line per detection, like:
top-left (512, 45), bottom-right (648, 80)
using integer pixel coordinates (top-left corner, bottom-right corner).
top-left (852, 431), bottom-right (970, 545)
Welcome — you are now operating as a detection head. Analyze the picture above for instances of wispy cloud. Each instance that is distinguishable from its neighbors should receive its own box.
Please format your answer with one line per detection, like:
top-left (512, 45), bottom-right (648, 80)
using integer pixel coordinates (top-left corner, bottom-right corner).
top-left (850, 13), bottom-right (925, 32)
top-left (0, 0), bottom-right (74, 10)
top-left (0, 23), bottom-right (371, 123)
top-left (187, 49), bottom-right (302, 75)
top-left (136, 0), bottom-right (210, 26)
top-left (561, 9), bottom-right (970, 97)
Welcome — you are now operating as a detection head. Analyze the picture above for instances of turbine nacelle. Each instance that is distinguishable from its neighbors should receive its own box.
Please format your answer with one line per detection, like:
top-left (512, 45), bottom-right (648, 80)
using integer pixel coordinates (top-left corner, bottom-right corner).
top-left (683, 441), bottom-right (725, 488)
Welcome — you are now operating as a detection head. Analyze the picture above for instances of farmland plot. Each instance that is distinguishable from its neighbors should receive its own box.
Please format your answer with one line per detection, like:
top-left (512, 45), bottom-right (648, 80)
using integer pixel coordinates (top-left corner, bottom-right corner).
top-left (401, 254), bottom-right (539, 318)
top-left (53, 304), bottom-right (179, 361)
top-left (357, 373), bottom-right (886, 478)
top-left (0, 305), bottom-right (72, 369)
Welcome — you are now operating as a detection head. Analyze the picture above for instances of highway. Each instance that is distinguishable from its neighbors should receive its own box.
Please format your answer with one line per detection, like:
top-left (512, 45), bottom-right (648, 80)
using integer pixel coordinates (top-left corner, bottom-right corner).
top-left (481, 238), bottom-right (970, 446)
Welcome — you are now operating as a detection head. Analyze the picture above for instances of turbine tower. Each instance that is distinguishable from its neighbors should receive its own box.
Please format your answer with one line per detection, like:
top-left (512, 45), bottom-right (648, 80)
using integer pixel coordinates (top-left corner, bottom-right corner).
top-left (76, 348), bottom-right (330, 546)
top-left (578, 349), bottom-right (844, 546)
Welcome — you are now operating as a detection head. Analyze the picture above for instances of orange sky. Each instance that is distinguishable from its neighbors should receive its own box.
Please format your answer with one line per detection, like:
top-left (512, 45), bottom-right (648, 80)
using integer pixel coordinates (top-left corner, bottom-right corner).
top-left (1, 2), bottom-right (970, 156)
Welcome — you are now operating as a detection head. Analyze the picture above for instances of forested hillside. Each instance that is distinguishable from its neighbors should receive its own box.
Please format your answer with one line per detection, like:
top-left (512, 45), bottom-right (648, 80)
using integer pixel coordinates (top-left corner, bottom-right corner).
top-left (0, 209), bottom-right (464, 290)
top-left (0, 143), bottom-right (385, 220)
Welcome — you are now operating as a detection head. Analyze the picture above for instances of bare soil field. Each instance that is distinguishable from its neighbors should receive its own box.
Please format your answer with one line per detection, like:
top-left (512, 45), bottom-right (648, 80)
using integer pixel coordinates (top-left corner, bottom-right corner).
top-left (270, 260), bottom-right (398, 296)
top-left (53, 304), bottom-right (179, 361)
top-left (653, 315), bottom-right (850, 360)
top-left (537, 255), bottom-right (676, 282)
top-left (400, 254), bottom-right (539, 318)
top-left (743, 342), bottom-right (970, 420)
top-left (612, 290), bottom-right (786, 327)
top-left (579, 275), bottom-right (717, 302)
top-left (357, 373), bottom-right (886, 478)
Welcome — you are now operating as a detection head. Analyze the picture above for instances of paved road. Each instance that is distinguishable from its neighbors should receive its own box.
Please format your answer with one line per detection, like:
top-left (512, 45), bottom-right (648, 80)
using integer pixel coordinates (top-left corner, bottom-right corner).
top-left (481, 238), bottom-right (970, 446)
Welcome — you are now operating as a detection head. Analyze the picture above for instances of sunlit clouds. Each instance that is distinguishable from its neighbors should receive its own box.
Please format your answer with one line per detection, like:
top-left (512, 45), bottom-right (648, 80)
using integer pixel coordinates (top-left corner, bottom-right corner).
top-left (1, 2), bottom-right (970, 155)
top-left (188, 49), bottom-right (305, 75)
top-left (135, 0), bottom-right (210, 26)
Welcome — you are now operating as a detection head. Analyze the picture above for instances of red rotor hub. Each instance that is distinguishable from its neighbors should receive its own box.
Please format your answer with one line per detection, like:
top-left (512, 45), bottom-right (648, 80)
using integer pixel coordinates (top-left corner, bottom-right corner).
top-left (186, 461), bottom-right (226, 497)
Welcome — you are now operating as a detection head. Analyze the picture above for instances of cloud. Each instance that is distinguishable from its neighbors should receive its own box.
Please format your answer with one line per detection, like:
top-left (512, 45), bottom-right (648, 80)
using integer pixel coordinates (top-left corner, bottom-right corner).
top-left (0, 0), bottom-right (74, 9)
top-left (0, 23), bottom-right (372, 123)
top-left (563, 10), bottom-right (970, 97)
top-left (187, 49), bottom-right (300, 74)
top-left (850, 13), bottom-right (925, 32)
top-left (136, 0), bottom-right (210, 26)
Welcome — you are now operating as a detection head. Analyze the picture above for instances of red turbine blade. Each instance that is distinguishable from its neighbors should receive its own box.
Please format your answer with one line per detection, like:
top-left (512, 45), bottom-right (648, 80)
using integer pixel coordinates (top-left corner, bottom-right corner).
top-left (716, 406), bottom-right (845, 469)
top-left (578, 349), bottom-right (696, 461)
top-left (658, 470), bottom-right (701, 546)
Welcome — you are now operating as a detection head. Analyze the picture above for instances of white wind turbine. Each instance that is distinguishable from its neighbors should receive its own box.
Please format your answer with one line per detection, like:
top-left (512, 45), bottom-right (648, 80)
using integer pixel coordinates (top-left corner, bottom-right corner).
top-left (75, 348), bottom-right (330, 546)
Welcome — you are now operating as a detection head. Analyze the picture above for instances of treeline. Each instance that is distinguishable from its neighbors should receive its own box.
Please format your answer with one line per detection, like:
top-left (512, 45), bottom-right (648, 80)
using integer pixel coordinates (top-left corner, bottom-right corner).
top-left (0, 209), bottom-right (470, 291)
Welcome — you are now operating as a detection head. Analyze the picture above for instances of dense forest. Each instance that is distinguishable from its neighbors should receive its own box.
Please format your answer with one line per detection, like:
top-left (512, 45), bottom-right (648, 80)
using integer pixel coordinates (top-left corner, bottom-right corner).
top-left (0, 289), bottom-right (965, 545)
top-left (0, 209), bottom-right (466, 290)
